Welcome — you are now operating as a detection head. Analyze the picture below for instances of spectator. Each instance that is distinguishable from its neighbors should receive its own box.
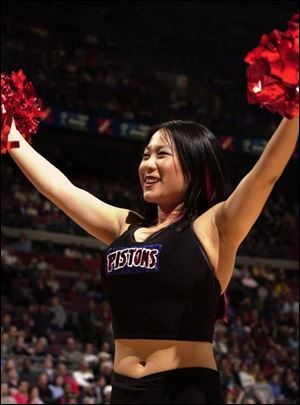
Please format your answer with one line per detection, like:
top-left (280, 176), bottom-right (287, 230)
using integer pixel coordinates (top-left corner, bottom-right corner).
top-left (282, 369), bottom-right (299, 402)
top-left (33, 338), bottom-right (49, 357)
top-left (2, 313), bottom-right (13, 333)
top-left (32, 306), bottom-right (53, 338)
top-left (11, 335), bottom-right (33, 356)
top-left (102, 385), bottom-right (112, 404)
top-left (78, 300), bottom-right (104, 346)
top-left (41, 356), bottom-right (56, 383)
top-left (48, 375), bottom-right (65, 403)
top-left (45, 268), bottom-right (61, 295)
top-left (94, 376), bottom-right (106, 404)
top-left (269, 373), bottom-right (283, 401)
top-left (19, 359), bottom-right (37, 387)
top-left (99, 360), bottom-right (113, 385)
top-left (59, 338), bottom-right (83, 370)
top-left (1, 382), bottom-right (17, 404)
top-left (98, 341), bottom-right (113, 359)
top-left (70, 273), bottom-right (88, 296)
top-left (56, 363), bottom-right (80, 397)
top-left (48, 296), bottom-right (66, 331)
top-left (11, 380), bottom-right (30, 404)
top-left (1, 332), bottom-right (13, 356)
top-left (28, 386), bottom-right (44, 404)
top-left (82, 343), bottom-right (99, 368)
top-left (33, 279), bottom-right (53, 306)
top-left (13, 233), bottom-right (32, 253)
top-left (6, 368), bottom-right (20, 390)
top-left (36, 373), bottom-right (54, 404)
top-left (73, 361), bottom-right (95, 388)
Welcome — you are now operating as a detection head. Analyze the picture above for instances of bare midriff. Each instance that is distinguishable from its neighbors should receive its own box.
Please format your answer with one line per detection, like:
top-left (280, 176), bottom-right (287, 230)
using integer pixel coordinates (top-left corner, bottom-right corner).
top-left (114, 339), bottom-right (217, 378)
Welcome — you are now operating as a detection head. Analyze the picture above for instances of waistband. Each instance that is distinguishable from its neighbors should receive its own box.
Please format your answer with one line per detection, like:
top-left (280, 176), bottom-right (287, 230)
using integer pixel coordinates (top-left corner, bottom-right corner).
top-left (112, 367), bottom-right (221, 388)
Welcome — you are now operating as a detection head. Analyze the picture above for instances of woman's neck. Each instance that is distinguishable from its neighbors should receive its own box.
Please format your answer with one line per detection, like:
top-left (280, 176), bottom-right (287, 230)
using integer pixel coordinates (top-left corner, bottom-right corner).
top-left (156, 204), bottom-right (186, 226)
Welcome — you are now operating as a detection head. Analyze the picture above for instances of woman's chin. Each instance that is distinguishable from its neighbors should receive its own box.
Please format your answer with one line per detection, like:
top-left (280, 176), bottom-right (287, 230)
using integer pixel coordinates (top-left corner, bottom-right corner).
top-left (143, 192), bottom-right (159, 203)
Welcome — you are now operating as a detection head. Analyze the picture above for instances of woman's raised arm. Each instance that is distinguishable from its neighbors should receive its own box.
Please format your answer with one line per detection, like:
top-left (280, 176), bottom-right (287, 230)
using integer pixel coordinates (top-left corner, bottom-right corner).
top-left (7, 119), bottom-right (141, 244)
top-left (215, 116), bottom-right (299, 248)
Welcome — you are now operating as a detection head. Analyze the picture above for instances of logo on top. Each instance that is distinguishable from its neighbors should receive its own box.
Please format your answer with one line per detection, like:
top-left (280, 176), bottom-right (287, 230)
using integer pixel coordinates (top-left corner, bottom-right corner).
top-left (105, 244), bottom-right (162, 275)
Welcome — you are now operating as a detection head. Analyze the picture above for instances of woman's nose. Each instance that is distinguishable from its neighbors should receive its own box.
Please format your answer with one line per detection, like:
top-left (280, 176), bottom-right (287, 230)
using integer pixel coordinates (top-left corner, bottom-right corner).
top-left (144, 156), bottom-right (157, 168)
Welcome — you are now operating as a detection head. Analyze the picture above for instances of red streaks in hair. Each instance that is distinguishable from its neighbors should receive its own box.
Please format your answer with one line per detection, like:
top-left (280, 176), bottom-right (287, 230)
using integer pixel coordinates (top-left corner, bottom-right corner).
top-left (204, 166), bottom-right (213, 207)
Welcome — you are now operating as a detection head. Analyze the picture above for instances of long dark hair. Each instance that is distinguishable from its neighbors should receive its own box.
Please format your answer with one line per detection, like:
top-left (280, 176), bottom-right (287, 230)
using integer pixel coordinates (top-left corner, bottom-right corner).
top-left (138, 120), bottom-right (231, 323)
top-left (139, 120), bottom-right (231, 226)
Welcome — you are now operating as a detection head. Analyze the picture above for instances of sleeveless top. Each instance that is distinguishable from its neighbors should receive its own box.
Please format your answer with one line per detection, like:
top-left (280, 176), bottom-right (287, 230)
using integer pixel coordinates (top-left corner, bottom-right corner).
top-left (100, 218), bottom-right (222, 342)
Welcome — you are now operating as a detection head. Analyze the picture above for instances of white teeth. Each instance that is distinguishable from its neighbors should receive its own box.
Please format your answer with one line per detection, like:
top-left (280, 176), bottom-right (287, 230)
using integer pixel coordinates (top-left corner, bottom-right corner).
top-left (145, 177), bottom-right (160, 184)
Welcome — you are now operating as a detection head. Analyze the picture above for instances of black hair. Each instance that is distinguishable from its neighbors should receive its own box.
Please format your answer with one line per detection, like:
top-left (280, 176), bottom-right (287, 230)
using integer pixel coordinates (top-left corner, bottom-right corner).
top-left (138, 120), bottom-right (231, 226)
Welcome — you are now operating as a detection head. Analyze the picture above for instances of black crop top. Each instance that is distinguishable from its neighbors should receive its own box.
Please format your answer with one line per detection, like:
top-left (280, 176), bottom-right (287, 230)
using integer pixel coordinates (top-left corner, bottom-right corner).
top-left (100, 218), bottom-right (222, 342)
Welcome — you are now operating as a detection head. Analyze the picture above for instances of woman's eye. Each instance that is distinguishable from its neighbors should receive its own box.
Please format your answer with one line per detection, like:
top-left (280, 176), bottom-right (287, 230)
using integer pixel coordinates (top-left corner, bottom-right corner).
top-left (142, 151), bottom-right (168, 159)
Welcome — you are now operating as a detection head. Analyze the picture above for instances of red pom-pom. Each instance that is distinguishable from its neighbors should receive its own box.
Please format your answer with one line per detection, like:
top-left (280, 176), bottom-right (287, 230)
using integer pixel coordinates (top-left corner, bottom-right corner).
top-left (244, 14), bottom-right (299, 119)
top-left (1, 69), bottom-right (44, 154)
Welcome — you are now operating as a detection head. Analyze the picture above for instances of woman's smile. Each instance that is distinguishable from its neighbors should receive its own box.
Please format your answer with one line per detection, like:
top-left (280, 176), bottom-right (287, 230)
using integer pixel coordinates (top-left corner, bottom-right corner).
top-left (144, 179), bottom-right (161, 188)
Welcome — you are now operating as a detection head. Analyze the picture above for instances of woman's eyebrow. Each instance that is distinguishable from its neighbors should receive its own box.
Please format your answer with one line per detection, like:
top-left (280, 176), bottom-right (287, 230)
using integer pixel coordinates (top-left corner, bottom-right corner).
top-left (144, 144), bottom-right (172, 151)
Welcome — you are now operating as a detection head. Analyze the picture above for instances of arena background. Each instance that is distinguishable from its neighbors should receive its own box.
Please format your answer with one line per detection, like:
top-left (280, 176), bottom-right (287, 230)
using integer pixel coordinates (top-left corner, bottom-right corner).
top-left (1, 1), bottom-right (299, 404)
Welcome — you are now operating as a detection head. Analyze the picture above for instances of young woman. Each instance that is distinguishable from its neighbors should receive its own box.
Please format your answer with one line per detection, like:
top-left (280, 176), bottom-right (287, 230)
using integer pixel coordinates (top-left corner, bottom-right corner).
top-left (6, 115), bottom-right (299, 403)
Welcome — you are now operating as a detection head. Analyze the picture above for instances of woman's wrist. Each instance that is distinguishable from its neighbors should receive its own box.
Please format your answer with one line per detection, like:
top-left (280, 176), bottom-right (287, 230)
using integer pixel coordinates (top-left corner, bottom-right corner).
top-left (7, 119), bottom-right (24, 142)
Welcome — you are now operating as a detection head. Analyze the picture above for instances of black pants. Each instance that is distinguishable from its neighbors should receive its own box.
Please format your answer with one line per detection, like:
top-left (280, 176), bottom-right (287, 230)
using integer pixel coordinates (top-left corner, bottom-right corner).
top-left (110, 367), bottom-right (225, 404)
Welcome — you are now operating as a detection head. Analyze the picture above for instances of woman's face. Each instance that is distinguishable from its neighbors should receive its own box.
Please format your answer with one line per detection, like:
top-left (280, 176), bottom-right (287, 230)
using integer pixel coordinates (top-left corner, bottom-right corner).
top-left (55, 375), bottom-right (64, 386)
top-left (30, 387), bottom-right (39, 398)
top-left (138, 130), bottom-right (187, 210)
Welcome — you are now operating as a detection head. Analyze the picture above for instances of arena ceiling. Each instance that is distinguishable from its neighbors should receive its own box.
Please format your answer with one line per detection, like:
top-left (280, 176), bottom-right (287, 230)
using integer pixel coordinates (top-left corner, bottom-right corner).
top-left (3, 1), bottom-right (298, 25)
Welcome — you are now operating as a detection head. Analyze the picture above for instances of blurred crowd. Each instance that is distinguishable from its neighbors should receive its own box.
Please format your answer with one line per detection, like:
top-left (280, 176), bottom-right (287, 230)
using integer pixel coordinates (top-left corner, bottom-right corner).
top-left (3, 4), bottom-right (281, 137)
top-left (2, 235), bottom-right (114, 404)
